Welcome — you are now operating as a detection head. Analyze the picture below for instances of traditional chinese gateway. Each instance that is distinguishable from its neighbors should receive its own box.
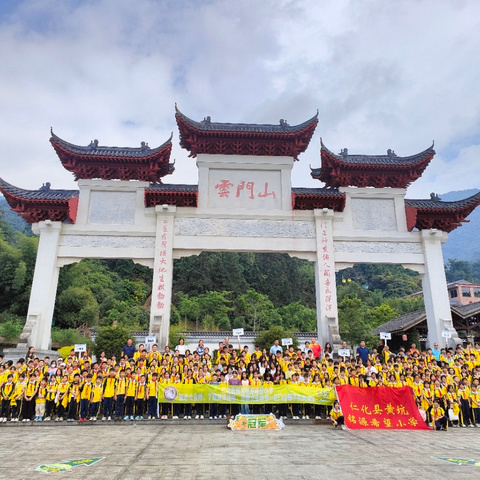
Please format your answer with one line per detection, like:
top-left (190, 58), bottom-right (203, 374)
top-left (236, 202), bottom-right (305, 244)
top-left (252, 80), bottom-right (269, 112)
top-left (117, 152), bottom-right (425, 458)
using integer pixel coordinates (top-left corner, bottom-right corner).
top-left (1, 106), bottom-right (479, 357)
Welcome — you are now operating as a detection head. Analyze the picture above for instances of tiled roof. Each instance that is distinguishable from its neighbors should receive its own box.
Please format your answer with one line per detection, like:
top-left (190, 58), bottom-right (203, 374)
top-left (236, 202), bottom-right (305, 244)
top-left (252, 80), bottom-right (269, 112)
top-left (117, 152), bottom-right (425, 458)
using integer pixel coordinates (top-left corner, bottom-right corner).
top-left (451, 302), bottom-right (480, 318)
top-left (0, 178), bottom-right (78, 201)
top-left (50, 130), bottom-right (172, 158)
top-left (291, 187), bottom-right (344, 196)
top-left (405, 191), bottom-right (480, 211)
top-left (372, 310), bottom-right (426, 334)
top-left (175, 105), bottom-right (318, 134)
top-left (321, 140), bottom-right (435, 166)
top-left (147, 184), bottom-right (198, 193)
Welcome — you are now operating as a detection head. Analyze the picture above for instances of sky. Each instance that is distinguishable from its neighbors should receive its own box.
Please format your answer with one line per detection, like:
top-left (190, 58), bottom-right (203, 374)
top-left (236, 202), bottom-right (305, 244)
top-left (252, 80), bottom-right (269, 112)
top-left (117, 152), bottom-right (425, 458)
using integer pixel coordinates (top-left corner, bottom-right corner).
top-left (0, 0), bottom-right (479, 199)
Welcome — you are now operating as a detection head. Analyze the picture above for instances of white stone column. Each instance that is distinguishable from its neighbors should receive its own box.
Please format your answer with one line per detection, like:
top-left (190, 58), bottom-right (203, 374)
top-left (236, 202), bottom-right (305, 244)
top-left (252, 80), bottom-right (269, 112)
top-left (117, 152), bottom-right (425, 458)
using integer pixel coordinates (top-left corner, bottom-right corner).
top-left (150, 205), bottom-right (176, 349)
top-left (421, 229), bottom-right (460, 348)
top-left (26, 221), bottom-right (63, 350)
top-left (313, 209), bottom-right (341, 349)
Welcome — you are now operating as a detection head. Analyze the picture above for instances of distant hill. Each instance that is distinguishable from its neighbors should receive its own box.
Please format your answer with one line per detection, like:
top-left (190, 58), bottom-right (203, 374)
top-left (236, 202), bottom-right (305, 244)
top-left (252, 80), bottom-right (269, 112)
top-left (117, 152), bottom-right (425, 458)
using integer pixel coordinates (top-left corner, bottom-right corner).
top-left (0, 197), bottom-right (31, 237)
top-left (440, 189), bottom-right (480, 261)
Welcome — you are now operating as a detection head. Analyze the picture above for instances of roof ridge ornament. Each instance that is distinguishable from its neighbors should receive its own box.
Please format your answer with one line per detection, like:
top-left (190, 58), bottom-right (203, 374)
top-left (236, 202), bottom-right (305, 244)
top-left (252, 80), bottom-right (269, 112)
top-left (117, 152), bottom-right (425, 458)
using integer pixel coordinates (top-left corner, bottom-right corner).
top-left (89, 139), bottom-right (99, 149)
top-left (387, 149), bottom-right (397, 157)
top-left (39, 182), bottom-right (51, 191)
top-left (430, 192), bottom-right (441, 201)
top-left (339, 148), bottom-right (348, 157)
top-left (140, 141), bottom-right (150, 150)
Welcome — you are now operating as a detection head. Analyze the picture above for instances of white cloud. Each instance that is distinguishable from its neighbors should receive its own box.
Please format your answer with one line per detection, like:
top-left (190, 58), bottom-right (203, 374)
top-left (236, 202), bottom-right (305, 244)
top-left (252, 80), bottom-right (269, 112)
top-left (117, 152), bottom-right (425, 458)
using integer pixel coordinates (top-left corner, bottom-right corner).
top-left (0, 0), bottom-right (479, 201)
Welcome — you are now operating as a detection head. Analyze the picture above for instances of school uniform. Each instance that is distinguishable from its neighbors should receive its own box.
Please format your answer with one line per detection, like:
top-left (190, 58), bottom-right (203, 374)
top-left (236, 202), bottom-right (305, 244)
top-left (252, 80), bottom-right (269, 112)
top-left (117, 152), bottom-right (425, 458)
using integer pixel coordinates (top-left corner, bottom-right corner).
top-left (115, 378), bottom-right (127, 418)
top-left (90, 384), bottom-right (103, 419)
top-left (80, 382), bottom-right (93, 420)
top-left (125, 377), bottom-right (137, 419)
top-left (0, 382), bottom-right (15, 420)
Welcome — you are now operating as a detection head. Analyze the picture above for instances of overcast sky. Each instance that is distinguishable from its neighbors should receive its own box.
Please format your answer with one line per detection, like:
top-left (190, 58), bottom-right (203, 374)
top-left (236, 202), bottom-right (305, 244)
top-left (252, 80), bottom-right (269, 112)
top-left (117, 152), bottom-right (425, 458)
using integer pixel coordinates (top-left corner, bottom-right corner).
top-left (1, 0), bottom-right (479, 199)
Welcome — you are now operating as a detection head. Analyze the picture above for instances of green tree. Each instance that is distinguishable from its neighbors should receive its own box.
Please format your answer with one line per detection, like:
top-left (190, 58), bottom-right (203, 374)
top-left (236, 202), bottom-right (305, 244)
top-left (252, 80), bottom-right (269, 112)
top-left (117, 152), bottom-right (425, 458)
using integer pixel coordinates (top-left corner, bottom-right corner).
top-left (238, 289), bottom-right (275, 332)
top-left (176, 293), bottom-right (202, 330)
top-left (338, 296), bottom-right (377, 348)
top-left (55, 287), bottom-right (99, 328)
top-left (254, 326), bottom-right (298, 352)
top-left (277, 302), bottom-right (316, 331)
top-left (93, 326), bottom-right (130, 358)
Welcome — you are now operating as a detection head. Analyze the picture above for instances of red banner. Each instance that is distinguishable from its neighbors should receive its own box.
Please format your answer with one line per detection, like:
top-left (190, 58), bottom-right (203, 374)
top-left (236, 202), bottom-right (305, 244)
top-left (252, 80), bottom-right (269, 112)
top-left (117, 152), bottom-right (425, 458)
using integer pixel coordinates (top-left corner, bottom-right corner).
top-left (336, 385), bottom-right (430, 430)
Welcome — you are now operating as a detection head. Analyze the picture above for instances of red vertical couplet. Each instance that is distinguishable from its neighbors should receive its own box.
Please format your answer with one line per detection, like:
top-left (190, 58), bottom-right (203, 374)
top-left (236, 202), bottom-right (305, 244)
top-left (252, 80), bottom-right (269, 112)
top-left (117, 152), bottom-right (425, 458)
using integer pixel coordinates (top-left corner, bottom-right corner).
top-left (336, 385), bottom-right (430, 430)
top-left (156, 218), bottom-right (169, 311)
top-left (320, 221), bottom-right (333, 313)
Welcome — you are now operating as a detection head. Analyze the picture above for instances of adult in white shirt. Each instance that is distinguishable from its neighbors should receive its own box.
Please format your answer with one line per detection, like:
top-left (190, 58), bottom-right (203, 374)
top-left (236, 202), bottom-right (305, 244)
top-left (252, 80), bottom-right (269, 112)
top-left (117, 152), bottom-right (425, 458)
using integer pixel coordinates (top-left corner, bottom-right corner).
top-left (175, 338), bottom-right (186, 356)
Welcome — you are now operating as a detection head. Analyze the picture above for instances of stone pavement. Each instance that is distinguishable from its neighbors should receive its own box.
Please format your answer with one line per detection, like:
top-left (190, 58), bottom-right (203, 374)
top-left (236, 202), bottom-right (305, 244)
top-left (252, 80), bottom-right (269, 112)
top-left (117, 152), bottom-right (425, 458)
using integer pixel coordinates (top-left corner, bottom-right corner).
top-left (0, 423), bottom-right (479, 480)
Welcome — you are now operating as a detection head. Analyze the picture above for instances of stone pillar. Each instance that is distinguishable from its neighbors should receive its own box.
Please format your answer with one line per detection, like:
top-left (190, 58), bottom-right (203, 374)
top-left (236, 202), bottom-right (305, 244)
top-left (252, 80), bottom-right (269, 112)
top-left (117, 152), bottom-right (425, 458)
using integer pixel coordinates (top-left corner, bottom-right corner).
top-left (150, 205), bottom-right (176, 349)
top-left (421, 229), bottom-right (460, 348)
top-left (25, 221), bottom-right (62, 350)
top-left (313, 209), bottom-right (341, 350)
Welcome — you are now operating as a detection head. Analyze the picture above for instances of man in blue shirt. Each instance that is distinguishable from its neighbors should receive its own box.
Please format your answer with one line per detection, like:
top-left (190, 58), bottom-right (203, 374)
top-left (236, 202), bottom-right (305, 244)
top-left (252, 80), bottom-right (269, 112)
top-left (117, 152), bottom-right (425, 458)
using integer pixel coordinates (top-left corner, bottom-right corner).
top-left (356, 341), bottom-right (370, 365)
top-left (269, 339), bottom-right (283, 355)
top-left (122, 338), bottom-right (136, 359)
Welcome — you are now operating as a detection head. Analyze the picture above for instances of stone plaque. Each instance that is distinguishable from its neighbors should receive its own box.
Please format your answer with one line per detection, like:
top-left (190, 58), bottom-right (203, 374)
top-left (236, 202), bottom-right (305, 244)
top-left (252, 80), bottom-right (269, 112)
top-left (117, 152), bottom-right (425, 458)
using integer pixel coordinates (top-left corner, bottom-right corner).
top-left (88, 191), bottom-right (136, 225)
top-left (351, 198), bottom-right (397, 231)
top-left (208, 169), bottom-right (282, 209)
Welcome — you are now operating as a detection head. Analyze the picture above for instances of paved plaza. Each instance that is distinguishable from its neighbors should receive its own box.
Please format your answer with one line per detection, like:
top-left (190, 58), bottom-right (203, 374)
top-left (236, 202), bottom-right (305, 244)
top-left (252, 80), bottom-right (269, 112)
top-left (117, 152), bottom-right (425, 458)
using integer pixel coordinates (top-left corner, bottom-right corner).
top-left (0, 422), bottom-right (479, 479)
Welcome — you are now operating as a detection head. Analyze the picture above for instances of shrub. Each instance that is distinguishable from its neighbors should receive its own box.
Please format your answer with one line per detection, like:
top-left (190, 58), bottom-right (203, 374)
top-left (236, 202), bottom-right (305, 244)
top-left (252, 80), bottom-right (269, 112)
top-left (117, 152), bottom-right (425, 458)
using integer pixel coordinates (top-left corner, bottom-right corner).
top-left (0, 319), bottom-right (23, 340)
top-left (51, 328), bottom-right (92, 348)
top-left (93, 325), bottom-right (130, 359)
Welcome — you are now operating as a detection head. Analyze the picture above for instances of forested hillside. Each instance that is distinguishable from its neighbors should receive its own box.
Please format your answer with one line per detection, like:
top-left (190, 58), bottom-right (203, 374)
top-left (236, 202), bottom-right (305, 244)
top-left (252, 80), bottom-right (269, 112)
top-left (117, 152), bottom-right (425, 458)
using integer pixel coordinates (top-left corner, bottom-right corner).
top-left (1, 194), bottom-right (478, 347)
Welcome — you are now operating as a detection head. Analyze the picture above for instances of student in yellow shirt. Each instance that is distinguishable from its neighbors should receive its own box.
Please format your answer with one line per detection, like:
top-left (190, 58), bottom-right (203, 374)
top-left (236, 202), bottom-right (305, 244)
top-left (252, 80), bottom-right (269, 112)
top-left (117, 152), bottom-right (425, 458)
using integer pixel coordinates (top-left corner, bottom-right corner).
top-left (431, 399), bottom-right (447, 430)
top-left (22, 374), bottom-right (38, 422)
top-left (114, 370), bottom-right (127, 420)
top-left (79, 374), bottom-right (93, 422)
top-left (90, 377), bottom-right (103, 421)
top-left (135, 375), bottom-right (147, 420)
top-left (146, 373), bottom-right (158, 419)
top-left (471, 385), bottom-right (480, 427)
top-left (0, 374), bottom-right (15, 422)
top-left (330, 400), bottom-right (346, 430)
top-left (125, 372), bottom-right (137, 421)
top-left (34, 378), bottom-right (47, 421)
top-left (102, 371), bottom-right (116, 421)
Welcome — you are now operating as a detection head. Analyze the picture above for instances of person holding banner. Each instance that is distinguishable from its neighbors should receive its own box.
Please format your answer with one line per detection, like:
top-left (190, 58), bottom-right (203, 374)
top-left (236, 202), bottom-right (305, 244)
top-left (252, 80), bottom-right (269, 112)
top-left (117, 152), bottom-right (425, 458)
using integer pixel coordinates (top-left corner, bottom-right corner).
top-left (431, 399), bottom-right (447, 430)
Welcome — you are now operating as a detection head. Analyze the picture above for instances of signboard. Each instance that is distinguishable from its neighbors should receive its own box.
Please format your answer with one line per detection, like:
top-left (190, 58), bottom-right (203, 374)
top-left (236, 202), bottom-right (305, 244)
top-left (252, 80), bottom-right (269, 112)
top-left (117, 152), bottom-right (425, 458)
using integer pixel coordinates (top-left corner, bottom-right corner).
top-left (232, 328), bottom-right (244, 337)
top-left (442, 330), bottom-right (452, 339)
top-left (336, 385), bottom-right (429, 430)
top-left (35, 457), bottom-right (104, 473)
top-left (338, 348), bottom-right (350, 358)
top-left (145, 336), bottom-right (157, 344)
top-left (228, 414), bottom-right (284, 430)
top-left (380, 332), bottom-right (391, 340)
top-left (281, 338), bottom-right (293, 346)
top-left (74, 344), bottom-right (87, 353)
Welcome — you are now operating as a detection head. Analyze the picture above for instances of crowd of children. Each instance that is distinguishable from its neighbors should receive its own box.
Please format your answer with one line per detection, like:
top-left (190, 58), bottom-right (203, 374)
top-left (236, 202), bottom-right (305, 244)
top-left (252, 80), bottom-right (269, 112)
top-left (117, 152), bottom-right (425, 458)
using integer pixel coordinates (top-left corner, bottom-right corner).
top-left (0, 339), bottom-right (479, 431)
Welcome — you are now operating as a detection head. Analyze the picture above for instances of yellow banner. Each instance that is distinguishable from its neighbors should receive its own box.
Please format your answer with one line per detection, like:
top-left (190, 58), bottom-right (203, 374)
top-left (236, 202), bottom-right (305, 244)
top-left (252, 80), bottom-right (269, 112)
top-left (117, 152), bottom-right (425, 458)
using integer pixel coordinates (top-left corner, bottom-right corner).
top-left (159, 384), bottom-right (335, 405)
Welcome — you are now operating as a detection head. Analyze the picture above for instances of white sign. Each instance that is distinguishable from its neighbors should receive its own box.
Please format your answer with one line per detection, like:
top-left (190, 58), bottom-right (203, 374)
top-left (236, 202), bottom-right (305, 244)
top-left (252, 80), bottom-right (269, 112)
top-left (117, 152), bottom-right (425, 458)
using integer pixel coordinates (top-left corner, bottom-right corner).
top-left (442, 330), bottom-right (452, 339)
top-left (380, 332), bottom-right (392, 340)
top-left (338, 348), bottom-right (350, 358)
top-left (145, 336), bottom-right (157, 344)
top-left (208, 169), bottom-right (282, 210)
top-left (74, 344), bottom-right (87, 353)
top-left (232, 328), bottom-right (244, 337)
top-left (281, 338), bottom-right (293, 346)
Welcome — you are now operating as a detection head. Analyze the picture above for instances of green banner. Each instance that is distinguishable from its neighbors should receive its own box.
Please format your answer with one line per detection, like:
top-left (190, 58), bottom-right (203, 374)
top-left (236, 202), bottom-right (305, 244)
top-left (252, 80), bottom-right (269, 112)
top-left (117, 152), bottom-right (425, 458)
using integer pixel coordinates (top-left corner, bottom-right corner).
top-left (159, 384), bottom-right (335, 405)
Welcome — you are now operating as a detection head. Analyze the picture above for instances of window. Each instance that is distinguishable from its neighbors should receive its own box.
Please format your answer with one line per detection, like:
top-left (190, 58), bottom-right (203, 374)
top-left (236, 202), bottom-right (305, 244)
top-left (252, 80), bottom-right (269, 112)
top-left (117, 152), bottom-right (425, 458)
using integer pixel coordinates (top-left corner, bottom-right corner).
top-left (461, 287), bottom-right (471, 297)
top-left (474, 288), bottom-right (480, 298)
top-left (449, 288), bottom-right (458, 298)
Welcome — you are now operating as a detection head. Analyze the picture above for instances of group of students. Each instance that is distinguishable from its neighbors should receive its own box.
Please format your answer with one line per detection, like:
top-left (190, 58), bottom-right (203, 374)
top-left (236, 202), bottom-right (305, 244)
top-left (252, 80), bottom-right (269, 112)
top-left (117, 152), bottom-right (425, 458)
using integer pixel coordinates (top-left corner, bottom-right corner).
top-left (0, 339), bottom-right (479, 431)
